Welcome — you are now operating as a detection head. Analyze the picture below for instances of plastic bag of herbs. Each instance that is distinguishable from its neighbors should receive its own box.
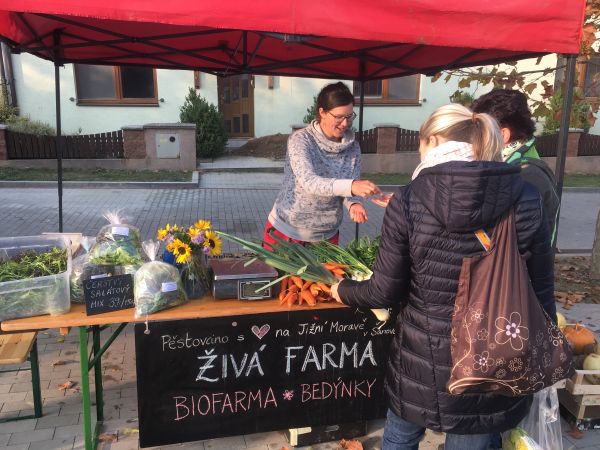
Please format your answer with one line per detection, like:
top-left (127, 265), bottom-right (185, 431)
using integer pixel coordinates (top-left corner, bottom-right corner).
top-left (70, 236), bottom-right (95, 303)
top-left (134, 240), bottom-right (187, 317)
top-left (70, 236), bottom-right (142, 303)
top-left (0, 238), bottom-right (70, 321)
top-left (89, 211), bottom-right (144, 264)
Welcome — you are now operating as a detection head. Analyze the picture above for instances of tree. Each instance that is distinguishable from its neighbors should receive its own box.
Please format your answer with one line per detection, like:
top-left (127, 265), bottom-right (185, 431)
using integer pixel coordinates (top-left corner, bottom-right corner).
top-left (303, 96), bottom-right (318, 124)
top-left (179, 88), bottom-right (227, 158)
top-left (432, 0), bottom-right (600, 129)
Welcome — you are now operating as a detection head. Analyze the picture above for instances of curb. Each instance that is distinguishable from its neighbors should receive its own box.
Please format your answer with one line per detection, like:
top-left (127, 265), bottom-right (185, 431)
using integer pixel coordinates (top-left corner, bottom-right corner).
top-left (377, 185), bottom-right (600, 192)
top-left (0, 172), bottom-right (200, 189)
top-left (199, 167), bottom-right (284, 173)
top-left (556, 251), bottom-right (592, 256)
top-left (562, 187), bottom-right (600, 193)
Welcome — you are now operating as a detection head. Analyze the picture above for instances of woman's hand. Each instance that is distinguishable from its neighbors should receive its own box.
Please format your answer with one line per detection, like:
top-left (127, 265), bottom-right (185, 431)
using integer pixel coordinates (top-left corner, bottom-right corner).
top-left (349, 203), bottom-right (368, 223)
top-left (351, 180), bottom-right (381, 198)
top-left (331, 282), bottom-right (343, 303)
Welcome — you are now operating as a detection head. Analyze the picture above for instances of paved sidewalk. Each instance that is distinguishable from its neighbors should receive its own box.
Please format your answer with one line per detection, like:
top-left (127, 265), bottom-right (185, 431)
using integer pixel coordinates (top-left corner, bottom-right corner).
top-left (0, 188), bottom-right (598, 252)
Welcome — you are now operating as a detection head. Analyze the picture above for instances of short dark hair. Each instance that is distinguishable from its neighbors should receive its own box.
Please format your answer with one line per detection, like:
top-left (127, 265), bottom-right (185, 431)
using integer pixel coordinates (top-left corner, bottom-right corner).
top-left (471, 89), bottom-right (536, 141)
top-left (315, 82), bottom-right (354, 121)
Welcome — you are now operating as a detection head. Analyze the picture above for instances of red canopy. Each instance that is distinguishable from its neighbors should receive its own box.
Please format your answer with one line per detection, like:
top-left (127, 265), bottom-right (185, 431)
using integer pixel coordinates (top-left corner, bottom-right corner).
top-left (0, 0), bottom-right (586, 80)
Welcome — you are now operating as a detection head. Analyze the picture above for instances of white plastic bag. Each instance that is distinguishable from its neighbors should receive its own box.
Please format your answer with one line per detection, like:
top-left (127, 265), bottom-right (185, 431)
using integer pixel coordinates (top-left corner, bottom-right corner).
top-left (70, 236), bottom-right (96, 303)
top-left (134, 240), bottom-right (187, 318)
top-left (90, 211), bottom-right (144, 263)
top-left (502, 386), bottom-right (562, 450)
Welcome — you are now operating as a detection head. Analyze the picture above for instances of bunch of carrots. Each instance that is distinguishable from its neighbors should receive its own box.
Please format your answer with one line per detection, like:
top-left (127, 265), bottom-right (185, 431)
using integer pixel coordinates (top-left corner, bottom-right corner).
top-left (278, 263), bottom-right (347, 307)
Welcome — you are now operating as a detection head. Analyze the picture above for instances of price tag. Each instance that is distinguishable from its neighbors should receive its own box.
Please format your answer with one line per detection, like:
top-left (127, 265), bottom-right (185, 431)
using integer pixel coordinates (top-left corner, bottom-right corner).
top-left (161, 281), bottom-right (178, 292)
top-left (111, 226), bottom-right (130, 237)
top-left (83, 274), bottom-right (135, 315)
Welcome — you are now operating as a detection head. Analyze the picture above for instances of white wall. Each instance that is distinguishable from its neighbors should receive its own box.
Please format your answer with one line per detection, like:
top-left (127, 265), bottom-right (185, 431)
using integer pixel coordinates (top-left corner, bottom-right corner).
top-left (15, 52), bottom-right (588, 138)
top-left (252, 74), bottom-right (467, 136)
top-left (12, 53), bottom-right (216, 134)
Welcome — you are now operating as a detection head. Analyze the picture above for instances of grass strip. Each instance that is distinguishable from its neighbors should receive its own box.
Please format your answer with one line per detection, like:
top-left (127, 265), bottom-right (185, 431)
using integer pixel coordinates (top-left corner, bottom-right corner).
top-left (0, 168), bottom-right (192, 182)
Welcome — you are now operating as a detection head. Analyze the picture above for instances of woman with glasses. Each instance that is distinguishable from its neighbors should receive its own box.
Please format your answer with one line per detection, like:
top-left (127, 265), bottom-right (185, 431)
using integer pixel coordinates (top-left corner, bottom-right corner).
top-left (263, 81), bottom-right (382, 248)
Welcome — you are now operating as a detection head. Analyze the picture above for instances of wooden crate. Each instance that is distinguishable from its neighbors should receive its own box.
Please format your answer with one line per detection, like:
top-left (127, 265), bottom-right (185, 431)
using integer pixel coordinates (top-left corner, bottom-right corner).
top-left (559, 368), bottom-right (600, 430)
top-left (566, 369), bottom-right (600, 396)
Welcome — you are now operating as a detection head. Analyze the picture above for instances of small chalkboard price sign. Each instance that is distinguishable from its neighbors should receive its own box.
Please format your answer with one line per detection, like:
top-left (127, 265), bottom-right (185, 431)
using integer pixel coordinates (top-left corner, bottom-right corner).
top-left (135, 307), bottom-right (395, 448)
top-left (83, 274), bottom-right (134, 315)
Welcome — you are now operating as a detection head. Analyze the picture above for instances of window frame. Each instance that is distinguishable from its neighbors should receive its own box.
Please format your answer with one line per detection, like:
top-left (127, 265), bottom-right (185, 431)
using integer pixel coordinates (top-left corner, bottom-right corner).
top-left (74, 65), bottom-right (159, 106)
top-left (353, 76), bottom-right (421, 105)
top-left (578, 57), bottom-right (600, 100)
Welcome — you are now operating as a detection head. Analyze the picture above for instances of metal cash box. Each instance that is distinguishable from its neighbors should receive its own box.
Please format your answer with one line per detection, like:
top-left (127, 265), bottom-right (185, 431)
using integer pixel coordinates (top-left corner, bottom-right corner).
top-left (210, 258), bottom-right (279, 300)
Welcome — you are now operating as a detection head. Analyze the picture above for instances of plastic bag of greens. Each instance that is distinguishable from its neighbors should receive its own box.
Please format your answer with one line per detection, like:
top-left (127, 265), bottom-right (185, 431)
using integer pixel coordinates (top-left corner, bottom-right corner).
top-left (70, 236), bottom-right (96, 303)
top-left (134, 240), bottom-right (187, 317)
top-left (72, 262), bottom-right (141, 304)
top-left (90, 211), bottom-right (144, 265)
top-left (502, 387), bottom-right (562, 450)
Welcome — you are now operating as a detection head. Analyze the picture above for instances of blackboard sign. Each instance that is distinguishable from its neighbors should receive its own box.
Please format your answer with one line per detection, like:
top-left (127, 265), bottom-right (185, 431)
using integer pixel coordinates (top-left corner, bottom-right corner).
top-left (83, 274), bottom-right (134, 315)
top-left (135, 307), bottom-right (395, 448)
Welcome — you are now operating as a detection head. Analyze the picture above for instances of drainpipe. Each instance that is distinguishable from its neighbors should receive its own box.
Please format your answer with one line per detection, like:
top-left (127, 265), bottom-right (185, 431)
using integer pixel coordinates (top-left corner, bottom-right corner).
top-left (0, 42), bottom-right (17, 108)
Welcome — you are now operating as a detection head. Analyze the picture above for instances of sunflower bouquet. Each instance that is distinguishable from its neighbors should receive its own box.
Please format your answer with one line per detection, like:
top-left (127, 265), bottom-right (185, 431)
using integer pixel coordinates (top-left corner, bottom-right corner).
top-left (156, 219), bottom-right (222, 296)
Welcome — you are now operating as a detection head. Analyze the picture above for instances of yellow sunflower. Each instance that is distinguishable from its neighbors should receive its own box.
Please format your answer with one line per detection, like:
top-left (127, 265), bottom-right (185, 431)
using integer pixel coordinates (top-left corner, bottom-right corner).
top-left (204, 231), bottom-right (222, 256)
top-left (187, 226), bottom-right (201, 241)
top-left (156, 227), bottom-right (169, 241)
top-left (162, 223), bottom-right (178, 235)
top-left (165, 238), bottom-right (179, 253)
top-left (169, 239), bottom-right (192, 264)
top-left (194, 219), bottom-right (212, 231)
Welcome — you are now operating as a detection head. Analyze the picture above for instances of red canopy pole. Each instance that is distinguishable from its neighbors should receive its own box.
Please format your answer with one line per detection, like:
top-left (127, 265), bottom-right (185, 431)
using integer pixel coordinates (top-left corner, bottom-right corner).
top-left (53, 30), bottom-right (64, 232)
top-left (553, 54), bottom-right (577, 251)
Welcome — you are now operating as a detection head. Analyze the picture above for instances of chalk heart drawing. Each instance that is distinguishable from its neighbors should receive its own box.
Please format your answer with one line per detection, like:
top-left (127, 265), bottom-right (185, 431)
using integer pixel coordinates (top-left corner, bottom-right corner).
top-left (251, 324), bottom-right (270, 340)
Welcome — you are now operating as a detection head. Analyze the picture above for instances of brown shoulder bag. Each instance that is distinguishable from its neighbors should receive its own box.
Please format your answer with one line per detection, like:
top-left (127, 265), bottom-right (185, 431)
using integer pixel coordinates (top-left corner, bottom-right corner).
top-left (447, 210), bottom-right (574, 396)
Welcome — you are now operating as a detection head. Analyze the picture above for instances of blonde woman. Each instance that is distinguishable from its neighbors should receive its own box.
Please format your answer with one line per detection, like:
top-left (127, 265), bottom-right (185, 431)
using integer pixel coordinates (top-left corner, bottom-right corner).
top-left (331, 104), bottom-right (555, 450)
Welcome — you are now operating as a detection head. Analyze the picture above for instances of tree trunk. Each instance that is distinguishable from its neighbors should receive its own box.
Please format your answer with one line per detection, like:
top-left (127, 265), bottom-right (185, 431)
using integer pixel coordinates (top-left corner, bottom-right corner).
top-left (592, 208), bottom-right (600, 280)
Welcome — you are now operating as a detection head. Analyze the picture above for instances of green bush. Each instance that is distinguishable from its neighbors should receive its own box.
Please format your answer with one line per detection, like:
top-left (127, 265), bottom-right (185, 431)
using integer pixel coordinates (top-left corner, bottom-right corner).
top-left (1, 104), bottom-right (55, 135)
top-left (0, 103), bottom-right (18, 123)
top-left (303, 96), bottom-right (318, 124)
top-left (6, 116), bottom-right (55, 135)
top-left (542, 87), bottom-right (592, 134)
top-left (179, 88), bottom-right (227, 158)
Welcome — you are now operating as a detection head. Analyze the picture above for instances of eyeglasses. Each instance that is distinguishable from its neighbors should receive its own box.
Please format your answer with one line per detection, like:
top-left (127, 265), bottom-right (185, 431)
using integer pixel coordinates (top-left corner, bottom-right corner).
top-left (327, 111), bottom-right (357, 124)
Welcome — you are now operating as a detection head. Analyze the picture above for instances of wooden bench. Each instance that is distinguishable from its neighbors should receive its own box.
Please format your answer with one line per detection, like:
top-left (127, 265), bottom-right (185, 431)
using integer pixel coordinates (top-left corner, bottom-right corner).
top-left (0, 332), bottom-right (42, 421)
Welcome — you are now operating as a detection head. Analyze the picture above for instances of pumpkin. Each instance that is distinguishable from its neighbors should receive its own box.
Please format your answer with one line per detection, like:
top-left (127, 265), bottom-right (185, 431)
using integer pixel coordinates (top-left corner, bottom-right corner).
top-left (583, 353), bottom-right (600, 384)
top-left (562, 323), bottom-right (597, 355)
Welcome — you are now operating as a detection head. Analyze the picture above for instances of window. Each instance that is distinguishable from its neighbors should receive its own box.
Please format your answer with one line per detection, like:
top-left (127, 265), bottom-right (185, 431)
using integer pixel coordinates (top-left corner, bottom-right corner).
top-left (353, 75), bottom-right (420, 105)
top-left (555, 56), bottom-right (600, 98)
top-left (582, 57), bottom-right (600, 98)
top-left (74, 64), bottom-right (158, 105)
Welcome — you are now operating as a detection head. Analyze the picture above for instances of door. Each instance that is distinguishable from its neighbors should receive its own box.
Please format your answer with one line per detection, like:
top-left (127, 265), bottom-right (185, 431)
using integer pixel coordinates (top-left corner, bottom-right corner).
top-left (217, 74), bottom-right (254, 137)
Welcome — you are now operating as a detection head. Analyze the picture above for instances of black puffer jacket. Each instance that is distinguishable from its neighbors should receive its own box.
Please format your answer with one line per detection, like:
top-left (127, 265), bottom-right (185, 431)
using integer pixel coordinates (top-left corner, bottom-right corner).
top-left (338, 160), bottom-right (555, 435)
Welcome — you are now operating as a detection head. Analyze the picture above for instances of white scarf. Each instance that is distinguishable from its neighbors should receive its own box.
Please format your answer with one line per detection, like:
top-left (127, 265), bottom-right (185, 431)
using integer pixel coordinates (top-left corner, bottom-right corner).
top-left (412, 140), bottom-right (475, 180)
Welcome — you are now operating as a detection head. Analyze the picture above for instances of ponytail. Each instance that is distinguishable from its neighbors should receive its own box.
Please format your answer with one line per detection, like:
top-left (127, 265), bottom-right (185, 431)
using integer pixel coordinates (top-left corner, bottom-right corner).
top-left (419, 104), bottom-right (502, 161)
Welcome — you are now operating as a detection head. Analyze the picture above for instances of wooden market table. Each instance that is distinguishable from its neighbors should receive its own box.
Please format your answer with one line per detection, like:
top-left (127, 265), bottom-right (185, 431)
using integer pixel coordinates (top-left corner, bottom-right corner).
top-left (1, 297), bottom-right (345, 450)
